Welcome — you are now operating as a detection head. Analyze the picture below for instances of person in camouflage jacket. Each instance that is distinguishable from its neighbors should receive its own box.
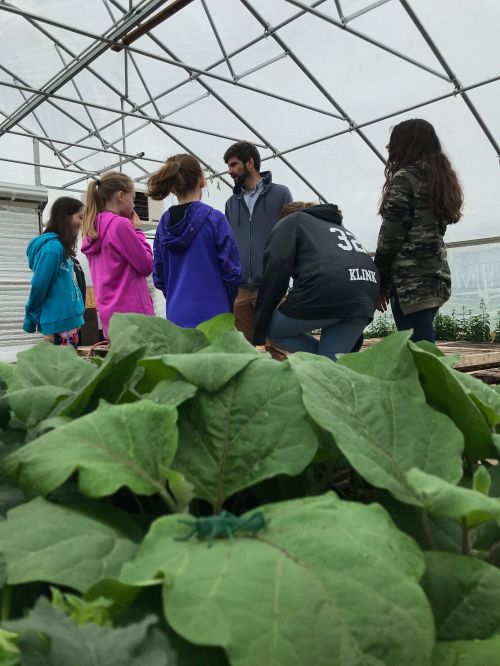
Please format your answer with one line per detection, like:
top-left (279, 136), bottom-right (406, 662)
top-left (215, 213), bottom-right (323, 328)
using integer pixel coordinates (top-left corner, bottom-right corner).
top-left (374, 119), bottom-right (463, 343)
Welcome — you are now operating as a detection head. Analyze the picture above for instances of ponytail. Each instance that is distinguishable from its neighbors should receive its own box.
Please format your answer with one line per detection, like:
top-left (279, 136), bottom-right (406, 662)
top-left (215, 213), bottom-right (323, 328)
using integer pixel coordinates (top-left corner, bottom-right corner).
top-left (83, 180), bottom-right (103, 239)
top-left (147, 153), bottom-right (202, 200)
top-left (83, 171), bottom-right (134, 239)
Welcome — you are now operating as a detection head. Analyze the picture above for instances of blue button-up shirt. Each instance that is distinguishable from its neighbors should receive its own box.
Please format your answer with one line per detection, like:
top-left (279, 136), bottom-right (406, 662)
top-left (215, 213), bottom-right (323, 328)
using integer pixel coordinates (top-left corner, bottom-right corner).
top-left (243, 178), bottom-right (264, 217)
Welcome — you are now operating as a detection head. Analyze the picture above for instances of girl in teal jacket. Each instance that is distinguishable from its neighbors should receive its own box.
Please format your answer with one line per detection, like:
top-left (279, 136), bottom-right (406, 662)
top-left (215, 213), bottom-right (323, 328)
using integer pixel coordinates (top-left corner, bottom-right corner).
top-left (24, 197), bottom-right (85, 347)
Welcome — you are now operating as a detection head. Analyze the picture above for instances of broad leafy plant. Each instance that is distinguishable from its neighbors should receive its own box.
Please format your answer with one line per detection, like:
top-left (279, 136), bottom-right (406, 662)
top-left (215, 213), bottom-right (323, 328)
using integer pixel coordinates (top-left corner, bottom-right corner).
top-left (1, 314), bottom-right (500, 665)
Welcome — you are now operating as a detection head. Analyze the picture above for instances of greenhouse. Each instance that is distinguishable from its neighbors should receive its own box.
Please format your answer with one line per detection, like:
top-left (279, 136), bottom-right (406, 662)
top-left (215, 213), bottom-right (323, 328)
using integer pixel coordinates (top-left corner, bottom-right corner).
top-left (0, 1), bottom-right (500, 664)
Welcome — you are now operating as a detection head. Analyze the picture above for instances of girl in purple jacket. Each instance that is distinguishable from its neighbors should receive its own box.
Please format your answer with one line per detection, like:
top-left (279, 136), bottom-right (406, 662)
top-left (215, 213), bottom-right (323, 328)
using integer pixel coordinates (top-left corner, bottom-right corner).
top-left (148, 154), bottom-right (241, 328)
top-left (81, 171), bottom-right (154, 338)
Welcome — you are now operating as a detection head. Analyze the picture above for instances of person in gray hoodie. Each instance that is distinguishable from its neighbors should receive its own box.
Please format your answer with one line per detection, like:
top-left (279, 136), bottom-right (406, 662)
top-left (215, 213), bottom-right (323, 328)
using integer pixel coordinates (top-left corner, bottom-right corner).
top-left (224, 141), bottom-right (292, 358)
top-left (254, 202), bottom-right (379, 361)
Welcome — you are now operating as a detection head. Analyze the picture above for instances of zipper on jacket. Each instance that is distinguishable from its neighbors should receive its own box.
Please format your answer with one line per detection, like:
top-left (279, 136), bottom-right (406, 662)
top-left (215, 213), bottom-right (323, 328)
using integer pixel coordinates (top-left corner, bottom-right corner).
top-left (247, 188), bottom-right (268, 290)
top-left (248, 209), bottom-right (253, 288)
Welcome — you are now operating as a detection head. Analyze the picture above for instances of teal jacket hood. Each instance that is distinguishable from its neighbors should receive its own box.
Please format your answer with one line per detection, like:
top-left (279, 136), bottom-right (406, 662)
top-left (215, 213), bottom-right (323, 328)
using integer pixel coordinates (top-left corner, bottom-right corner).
top-left (27, 232), bottom-right (62, 268)
top-left (23, 232), bottom-right (85, 336)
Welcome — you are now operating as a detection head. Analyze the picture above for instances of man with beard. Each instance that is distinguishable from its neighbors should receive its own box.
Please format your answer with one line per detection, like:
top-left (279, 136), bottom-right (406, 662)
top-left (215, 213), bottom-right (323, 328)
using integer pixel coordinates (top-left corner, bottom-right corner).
top-left (223, 141), bottom-right (292, 357)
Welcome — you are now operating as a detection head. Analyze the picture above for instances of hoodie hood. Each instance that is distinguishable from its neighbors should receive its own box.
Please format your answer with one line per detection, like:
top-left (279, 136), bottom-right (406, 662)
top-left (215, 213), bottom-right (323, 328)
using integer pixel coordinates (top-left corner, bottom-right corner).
top-left (233, 170), bottom-right (272, 197)
top-left (303, 204), bottom-right (343, 225)
top-left (158, 201), bottom-right (211, 252)
top-left (26, 232), bottom-right (61, 269)
top-left (81, 211), bottom-right (118, 255)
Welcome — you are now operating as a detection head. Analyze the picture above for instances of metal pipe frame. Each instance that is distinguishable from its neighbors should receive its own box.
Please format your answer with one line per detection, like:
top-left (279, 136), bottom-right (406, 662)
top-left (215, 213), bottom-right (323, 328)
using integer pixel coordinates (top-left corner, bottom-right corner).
top-left (0, 2), bottom-right (344, 121)
top-left (139, 12), bottom-right (329, 200)
top-left (196, 72), bottom-right (500, 179)
top-left (200, 0), bottom-right (236, 80)
top-left (98, 0), bottom-right (328, 200)
top-left (0, 63), bottom-right (94, 171)
top-left (3, 128), bottom-right (165, 164)
top-left (0, 80), bottom-right (268, 150)
top-left (398, 0), bottom-right (500, 158)
top-left (333, 0), bottom-right (345, 22)
top-left (0, 0), bottom-right (497, 198)
top-left (240, 0), bottom-right (385, 163)
top-left (62, 151), bottom-right (144, 188)
top-left (343, 0), bottom-right (393, 24)
top-left (3, 2), bottom-right (154, 178)
top-left (30, 0), bottom-right (330, 161)
top-left (0, 0), bottom-right (169, 136)
top-left (3, 2), bottom-right (245, 188)
top-left (281, 0), bottom-right (451, 81)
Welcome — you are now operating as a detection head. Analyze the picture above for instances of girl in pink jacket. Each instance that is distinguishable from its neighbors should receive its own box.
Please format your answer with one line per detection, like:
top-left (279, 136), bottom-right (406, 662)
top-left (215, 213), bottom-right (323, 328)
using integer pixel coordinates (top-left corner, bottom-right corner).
top-left (81, 171), bottom-right (154, 338)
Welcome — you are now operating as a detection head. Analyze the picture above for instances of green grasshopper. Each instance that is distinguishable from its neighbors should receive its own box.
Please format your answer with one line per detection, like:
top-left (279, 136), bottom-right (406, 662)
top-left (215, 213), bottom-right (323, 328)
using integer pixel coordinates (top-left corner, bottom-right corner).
top-left (176, 510), bottom-right (266, 546)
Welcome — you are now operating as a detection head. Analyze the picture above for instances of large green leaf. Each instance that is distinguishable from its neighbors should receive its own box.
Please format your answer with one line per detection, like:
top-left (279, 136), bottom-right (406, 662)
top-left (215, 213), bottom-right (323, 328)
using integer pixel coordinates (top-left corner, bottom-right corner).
top-left (408, 344), bottom-right (497, 460)
top-left (174, 359), bottom-right (319, 510)
top-left (9, 343), bottom-right (95, 391)
top-left (108, 312), bottom-right (208, 355)
top-left (56, 346), bottom-right (146, 417)
top-left (0, 368), bottom-right (12, 430)
top-left (432, 637), bottom-right (500, 665)
top-left (0, 497), bottom-right (141, 592)
top-left (144, 379), bottom-right (198, 407)
top-left (423, 551), bottom-right (500, 640)
top-left (121, 493), bottom-right (434, 666)
top-left (289, 353), bottom-right (464, 505)
top-left (338, 331), bottom-right (421, 395)
top-left (0, 476), bottom-right (25, 517)
top-left (196, 313), bottom-right (236, 342)
top-left (0, 362), bottom-right (15, 388)
top-left (452, 371), bottom-right (500, 428)
top-left (148, 337), bottom-right (260, 393)
top-left (0, 628), bottom-right (19, 666)
top-left (3, 344), bottom-right (95, 429)
top-left (2, 401), bottom-right (178, 503)
top-left (6, 386), bottom-right (72, 428)
top-left (406, 468), bottom-right (500, 524)
top-left (373, 490), bottom-right (462, 553)
top-left (5, 599), bottom-right (174, 666)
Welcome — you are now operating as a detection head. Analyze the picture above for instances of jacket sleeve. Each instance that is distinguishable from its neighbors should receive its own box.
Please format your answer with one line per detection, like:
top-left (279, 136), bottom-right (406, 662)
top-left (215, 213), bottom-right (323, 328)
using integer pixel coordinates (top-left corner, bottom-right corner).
top-left (253, 215), bottom-right (298, 345)
top-left (23, 248), bottom-right (62, 333)
top-left (213, 213), bottom-right (241, 307)
top-left (282, 186), bottom-right (293, 208)
top-left (152, 226), bottom-right (167, 296)
top-left (374, 170), bottom-right (415, 293)
top-left (108, 216), bottom-right (153, 277)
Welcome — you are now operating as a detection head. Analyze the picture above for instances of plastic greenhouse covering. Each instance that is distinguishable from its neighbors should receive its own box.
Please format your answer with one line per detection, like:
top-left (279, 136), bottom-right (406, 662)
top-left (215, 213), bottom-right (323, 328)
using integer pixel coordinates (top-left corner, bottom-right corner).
top-left (0, 0), bottom-right (499, 324)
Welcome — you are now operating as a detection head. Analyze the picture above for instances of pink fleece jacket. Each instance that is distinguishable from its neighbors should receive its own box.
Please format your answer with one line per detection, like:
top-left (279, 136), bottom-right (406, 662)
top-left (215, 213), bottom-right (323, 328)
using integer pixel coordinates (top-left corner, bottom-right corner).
top-left (81, 211), bottom-right (154, 338)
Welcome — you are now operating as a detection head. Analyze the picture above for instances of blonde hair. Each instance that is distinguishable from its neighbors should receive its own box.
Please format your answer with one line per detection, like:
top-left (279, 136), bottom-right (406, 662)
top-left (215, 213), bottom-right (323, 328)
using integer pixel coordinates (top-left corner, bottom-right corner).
top-left (147, 153), bottom-right (203, 200)
top-left (83, 171), bottom-right (134, 239)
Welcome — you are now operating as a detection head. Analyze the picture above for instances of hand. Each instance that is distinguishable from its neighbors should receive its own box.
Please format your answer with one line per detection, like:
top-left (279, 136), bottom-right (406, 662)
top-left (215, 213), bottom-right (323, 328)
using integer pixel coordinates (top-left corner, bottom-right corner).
top-left (377, 292), bottom-right (389, 313)
top-left (131, 210), bottom-right (141, 229)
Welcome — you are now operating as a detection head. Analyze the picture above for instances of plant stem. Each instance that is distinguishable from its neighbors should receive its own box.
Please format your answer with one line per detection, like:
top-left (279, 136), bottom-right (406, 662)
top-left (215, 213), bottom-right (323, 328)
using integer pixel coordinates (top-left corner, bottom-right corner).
top-left (461, 518), bottom-right (470, 556)
top-left (1, 584), bottom-right (11, 622)
top-left (486, 540), bottom-right (500, 564)
top-left (421, 511), bottom-right (436, 550)
top-left (158, 486), bottom-right (179, 514)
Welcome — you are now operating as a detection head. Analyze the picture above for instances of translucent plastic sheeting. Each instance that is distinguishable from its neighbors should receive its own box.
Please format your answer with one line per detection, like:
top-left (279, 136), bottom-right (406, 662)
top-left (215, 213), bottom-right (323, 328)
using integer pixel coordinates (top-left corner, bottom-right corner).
top-left (444, 242), bottom-right (500, 319)
top-left (0, 0), bottom-right (497, 250)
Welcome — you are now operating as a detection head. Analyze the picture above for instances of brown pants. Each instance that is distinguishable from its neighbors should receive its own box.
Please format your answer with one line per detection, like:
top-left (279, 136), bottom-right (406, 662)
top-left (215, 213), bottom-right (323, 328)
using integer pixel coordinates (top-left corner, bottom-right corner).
top-left (234, 288), bottom-right (288, 361)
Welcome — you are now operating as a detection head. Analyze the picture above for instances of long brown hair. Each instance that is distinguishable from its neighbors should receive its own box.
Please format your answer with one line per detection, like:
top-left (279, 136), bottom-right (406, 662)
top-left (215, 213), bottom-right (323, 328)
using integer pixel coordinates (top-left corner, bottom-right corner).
top-left (379, 119), bottom-right (463, 223)
top-left (44, 196), bottom-right (83, 258)
top-left (83, 171), bottom-right (134, 239)
top-left (147, 154), bottom-right (203, 200)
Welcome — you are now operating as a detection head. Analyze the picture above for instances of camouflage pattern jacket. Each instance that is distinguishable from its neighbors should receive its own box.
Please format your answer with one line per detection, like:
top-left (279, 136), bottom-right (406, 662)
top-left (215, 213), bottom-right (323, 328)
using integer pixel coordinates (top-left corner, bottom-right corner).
top-left (374, 161), bottom-right (451, 315)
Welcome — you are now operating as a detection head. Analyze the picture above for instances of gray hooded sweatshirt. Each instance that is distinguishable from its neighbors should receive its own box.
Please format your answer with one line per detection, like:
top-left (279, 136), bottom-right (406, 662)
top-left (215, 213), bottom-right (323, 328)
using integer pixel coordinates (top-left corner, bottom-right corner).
top-left (224, 171), bottom-right (292, 289)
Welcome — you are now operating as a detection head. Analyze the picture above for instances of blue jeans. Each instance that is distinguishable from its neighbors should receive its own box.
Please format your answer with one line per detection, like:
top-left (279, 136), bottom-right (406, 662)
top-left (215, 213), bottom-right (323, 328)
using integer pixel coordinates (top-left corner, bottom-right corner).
top-left (267, 311), bottom-right (369, 361)
top-left (391, 291), bottom-right (438, 343)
